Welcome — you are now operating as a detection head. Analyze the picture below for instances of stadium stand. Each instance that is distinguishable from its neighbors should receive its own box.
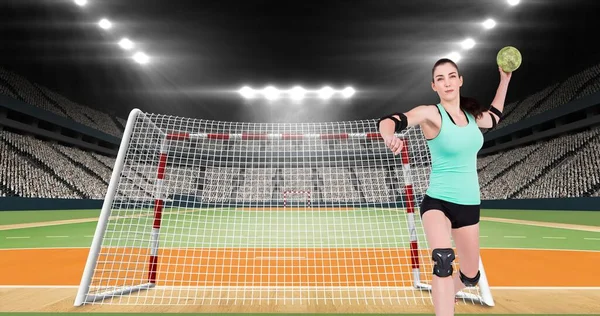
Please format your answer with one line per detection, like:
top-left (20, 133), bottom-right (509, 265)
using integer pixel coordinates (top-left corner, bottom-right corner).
top-left (575, 72), bottom-right (600, 100)
top-left (0, 67), bottom-right (68, 118)
top-left (0, 130), bottom-right (108, 199)
top-left (480, 126), bottom-right (600, 199)
top-left (53, 143), bottom-right (113, 183)
top-left (0, 66), bottom-right (125, 137)
top-left (1, 61), bottom-right (600, 202)
top-left (91, 153), bottom-right (116, 169)
top-left (1, 124), bottom-right (600, 201)
top-left (496, 62), bottom-right (600, 128)
top-left (528, 63), bottom-right (600, 117)
top-left (495, 83), bottom-right (559, 128)
top-left (516, 141), bottom-right (600, 198)
top-left (0, 138), bottom-right (77, 198)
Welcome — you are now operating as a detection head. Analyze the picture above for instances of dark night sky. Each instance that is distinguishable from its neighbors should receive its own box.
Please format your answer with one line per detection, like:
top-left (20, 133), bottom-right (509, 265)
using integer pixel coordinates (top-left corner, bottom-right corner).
top-left (1, 0), bottom-right (600, 123)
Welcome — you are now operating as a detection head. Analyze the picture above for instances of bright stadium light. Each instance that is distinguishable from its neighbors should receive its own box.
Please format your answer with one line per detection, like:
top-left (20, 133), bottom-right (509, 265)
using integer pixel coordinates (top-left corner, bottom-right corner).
top-left (507, 0), bottom-right (520, 6)
top-left (118, 38), bottom-right (134, 50)
top-left (98, 18), bottom-right (112, 30)
top-left (74, 0), bottom-right (87, 6)
top-left (342, 87), bottom-right (355, 98)
top-left (263, 86), bottom-right (280, 100)
top-left (445, 52), bottom-right (462, 63)
top-left (318, 86), bottom-right (335, 99)
top-left (482, 18), bottom-right (496, 30)
top-left (289, 86), bottom-right (306, 100)
top-left (238, 86), bottom-right (256, 99)
top-left (461, 38), bottom-right (476, 50)
top-left (132, 52), bottom-right (149, 64)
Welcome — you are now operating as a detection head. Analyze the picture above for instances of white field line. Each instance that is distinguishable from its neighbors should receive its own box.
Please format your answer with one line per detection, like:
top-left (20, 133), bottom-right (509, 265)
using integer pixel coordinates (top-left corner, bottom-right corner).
top-left (481, 217), bottom-right (600, 232)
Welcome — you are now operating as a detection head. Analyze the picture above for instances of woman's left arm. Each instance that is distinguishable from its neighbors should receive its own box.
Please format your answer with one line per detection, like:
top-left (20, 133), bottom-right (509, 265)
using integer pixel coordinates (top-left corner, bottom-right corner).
top-left (476, 67), bottom-right (512, 129)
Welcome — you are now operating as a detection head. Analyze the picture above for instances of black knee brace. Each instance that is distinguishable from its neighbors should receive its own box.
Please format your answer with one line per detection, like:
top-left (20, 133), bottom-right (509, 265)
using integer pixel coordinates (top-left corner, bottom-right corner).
top-left (459, 270), bottom-right (481, 287)
top-left (432, 248), bottom-right (455, 277)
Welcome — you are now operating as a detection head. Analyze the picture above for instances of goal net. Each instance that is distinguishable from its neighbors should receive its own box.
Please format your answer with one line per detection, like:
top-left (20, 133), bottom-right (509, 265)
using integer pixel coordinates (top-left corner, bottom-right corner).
top-left (74, 109), bottom-right (494, 306)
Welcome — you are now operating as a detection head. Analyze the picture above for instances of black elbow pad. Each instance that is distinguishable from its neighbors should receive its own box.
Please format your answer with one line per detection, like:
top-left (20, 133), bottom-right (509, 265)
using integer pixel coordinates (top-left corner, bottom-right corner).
top-left (377, 113), bottom-right (408, 132)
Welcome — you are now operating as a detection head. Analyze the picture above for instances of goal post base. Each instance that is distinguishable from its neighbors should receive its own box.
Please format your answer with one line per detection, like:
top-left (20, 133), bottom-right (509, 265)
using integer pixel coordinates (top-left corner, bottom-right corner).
top-left (74, 282), bottom-right (156, 306)
top-left (412, 258), bottom-right (495, 307)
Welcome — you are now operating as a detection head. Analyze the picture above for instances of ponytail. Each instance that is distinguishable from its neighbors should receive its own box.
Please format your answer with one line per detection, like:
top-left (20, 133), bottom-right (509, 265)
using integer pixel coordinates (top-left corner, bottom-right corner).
top-left (460, 96), bottom-right (485, 120)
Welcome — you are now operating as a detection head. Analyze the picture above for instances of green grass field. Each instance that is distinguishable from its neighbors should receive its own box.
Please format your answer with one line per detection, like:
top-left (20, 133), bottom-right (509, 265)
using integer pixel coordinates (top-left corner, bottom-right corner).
top-left (4, 208), bottom-right (599, 225)
top-left (1, 208), bottom-right (599, 250)
top-left (481, 209), bottom-right (600, 226)
top-left (0, 209), bottom-right (100, 225)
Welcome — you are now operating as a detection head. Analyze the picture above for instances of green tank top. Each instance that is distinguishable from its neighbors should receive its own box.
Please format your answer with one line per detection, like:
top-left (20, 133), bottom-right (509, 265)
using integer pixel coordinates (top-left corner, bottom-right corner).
top-left (425, 103), bottom-right (484, 205)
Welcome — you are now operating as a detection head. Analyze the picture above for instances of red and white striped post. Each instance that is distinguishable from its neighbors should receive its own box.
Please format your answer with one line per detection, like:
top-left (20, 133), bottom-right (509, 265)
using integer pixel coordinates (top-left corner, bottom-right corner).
top-left (147, 136), bottom-right (170, 284)
top-left (399, 140), bottom-right (421, 286)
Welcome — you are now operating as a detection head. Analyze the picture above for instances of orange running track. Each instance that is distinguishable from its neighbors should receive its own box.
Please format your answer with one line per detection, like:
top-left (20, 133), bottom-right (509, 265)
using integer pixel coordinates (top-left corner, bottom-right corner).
top-left (1, 248), bottom-right (599, 287)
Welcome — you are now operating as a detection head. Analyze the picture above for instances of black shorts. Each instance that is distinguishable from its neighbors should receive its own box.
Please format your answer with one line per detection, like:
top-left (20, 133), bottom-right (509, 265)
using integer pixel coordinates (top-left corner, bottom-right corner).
top-left (419, 194), bottom-right (480, 229)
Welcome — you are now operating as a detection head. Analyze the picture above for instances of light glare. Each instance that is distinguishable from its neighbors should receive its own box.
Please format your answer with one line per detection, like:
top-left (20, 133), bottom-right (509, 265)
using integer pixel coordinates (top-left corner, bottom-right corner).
top-left (461, 38), bottom-right (476, 50)
top-left (132, 52), bottom-right (149, 64)
top-left (238, 86), bottom-right (255, 99)
top-left (342, 87), bottom-right (355, 98)
top-left (74, 0), bottom-right (87, 6)
top-left (118, 38), bottom-right (134, 50)
top-left (318, 86), bottom-right (335, 99)
top-left (445, 52), bottom-right (462, 63)
top-left (263, 86), bottom-right (280, 100)
top-left (507, 0), bottom-right (520, 6)
top-left (482, 18), bottom-right (496, 29)
top-left (98, 18), bottom-right (112, 30)
top-left (289, 86), bottom-right (306, 100)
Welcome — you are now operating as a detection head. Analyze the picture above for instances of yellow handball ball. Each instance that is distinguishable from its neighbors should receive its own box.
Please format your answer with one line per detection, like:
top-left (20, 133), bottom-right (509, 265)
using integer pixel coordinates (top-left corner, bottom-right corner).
top-left (497, 46), bottom-right (522, 73)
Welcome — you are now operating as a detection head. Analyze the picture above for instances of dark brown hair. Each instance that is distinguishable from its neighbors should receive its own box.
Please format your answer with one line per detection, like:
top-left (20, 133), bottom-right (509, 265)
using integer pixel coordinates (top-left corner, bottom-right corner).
top-left (432, 58), bottom-right (485, 120)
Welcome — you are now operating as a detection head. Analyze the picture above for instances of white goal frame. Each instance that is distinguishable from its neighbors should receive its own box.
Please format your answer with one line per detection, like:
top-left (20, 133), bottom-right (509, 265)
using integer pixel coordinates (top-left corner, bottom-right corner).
top-left (283, 190), bottom-right (311, 207)
top-left (74, 108), bottom-right (494, 306)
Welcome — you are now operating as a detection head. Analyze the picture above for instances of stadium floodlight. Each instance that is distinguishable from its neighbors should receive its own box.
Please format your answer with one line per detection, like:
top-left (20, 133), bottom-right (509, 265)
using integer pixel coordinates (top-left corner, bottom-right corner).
top-left (318, 86), bottom-right (335, 99)
top-left (341, 87), bottom-right (355, 98)
top-left (445, 52), bottom-right (462, 63)
top-left (461, 38), bottom-right (476, 50)
top-left (507, 0), bottom-right (520, 6)
top-left (238, 86), bottom-right (256, 99)
top-left (132, 52), bottom-right (149, 64)
top-left (98, 18), bottom-right (112, 30)
top-left (482, 18), bottom-right (496, 30)
top-left (289, 86), bottom-right (306, 100)
top-left (262, 86), bottom-right (280, 100)
top-left (118, 38), bottom-right (134, 50)
top-left (74, 0), bottom-right (87, 6)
